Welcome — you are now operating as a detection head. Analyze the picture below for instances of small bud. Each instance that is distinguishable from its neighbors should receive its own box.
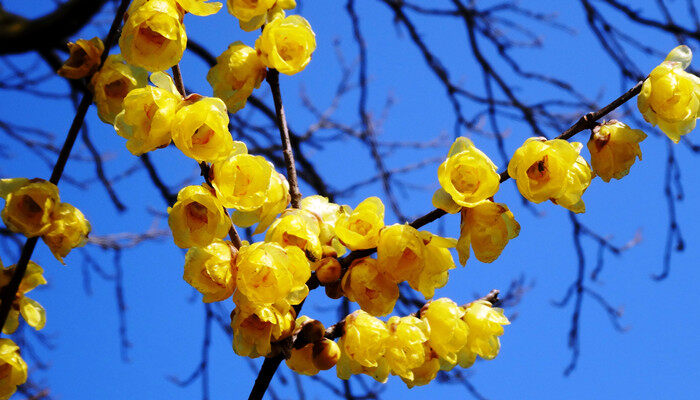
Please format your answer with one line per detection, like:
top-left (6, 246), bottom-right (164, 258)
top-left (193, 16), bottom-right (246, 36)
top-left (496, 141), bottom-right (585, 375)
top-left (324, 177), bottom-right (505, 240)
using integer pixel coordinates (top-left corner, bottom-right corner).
top-left (325, 281), bottom-right (343, 299)
top-left (321, 245), bottom-right (338, 258)
top-left (315, 257), bottom-right (341, 284)
top-left (296, 319), bottom-right (325, 347)
top-left (312, 338), bottom-right (340, 370)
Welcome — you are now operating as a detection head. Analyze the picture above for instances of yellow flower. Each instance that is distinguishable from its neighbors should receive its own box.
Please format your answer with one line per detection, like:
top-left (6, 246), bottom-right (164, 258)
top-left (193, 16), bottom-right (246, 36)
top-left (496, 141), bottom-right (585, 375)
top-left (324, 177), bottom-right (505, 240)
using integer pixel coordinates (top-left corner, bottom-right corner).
top-left (91, 54), bottom-right (148, 124)
top-left (587, 120), bottom-right (647, 182)
top-left (0, 339), bottom-right (28, 400)
top-left (638, 45), bottom-right (700, 143)
top-left (58, 37), bottom-right (104, 79)
top-left (207, 42), bottom-right (266, 113)
top-left (407, 232), bottom-right (456, 299)
top-left (230, 172), bottom-right (290, 234)
top-left (227, 0), bottom-right (276, 26)
top-left (507, 137), bottom-right (592, 213)
top-left (457, 300), bottom-right (510, 367)
top-left (114, 72), bottom-right (182, 156)
top-left (457, 201), bottom-right (520, 266)
top-left (43, 202), bottom-right (91, 264)
top-left (230, 299), bottom-right (296, 358)
top-left (255, 15), bottom-right (316, 75)
top-left (433, 137), bottom-right (500, 212)
top-left (183, 239), bottom-right (236, 302)
top-left (265, 209), bottom-right (323, 260)
top-left (210, 152), bottom-right (275, 211)
top-left (300, 195), bottom-right (346, 256)
top-left (400, 351), bottom-right (440, 388)
top-left (172, 97), bottom-right (237, 163)
top-left (342, 310), bottom-right (388, 367)
top-left (341, 258), bottom-right (398, 317)
top-left (0, 261), bottom-right (47, 334)
top-left (384, 316), bottom-right (430, 381)
top-left (168, 184), bottom-right (231, 248)
top-left (334, 197), bottom-right (385, 250)
top-left (1, 178), bottom-right (59, 238)
top-left (336, 310), bottom-right (390, 382)
top-left (120, 0), bottom-right (187, 72)
top-left (377, 223), bottom-right (424, 284)
top-left (176, 0), bottom-right (223, 16)
top-left (419, 298), bottom-right (468, 365)
top-left (235, 242), bottom-right (310, 305)
top-left (227, 0), bottom-right (296, 31)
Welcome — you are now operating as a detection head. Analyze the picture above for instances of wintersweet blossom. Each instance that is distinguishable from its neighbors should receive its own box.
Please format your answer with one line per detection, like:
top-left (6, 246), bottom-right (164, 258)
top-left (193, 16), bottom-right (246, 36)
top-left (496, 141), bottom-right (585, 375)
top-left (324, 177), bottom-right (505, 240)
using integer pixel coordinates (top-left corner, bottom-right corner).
top-left (508, 137), bottom-right (592, 213)
top-left (638, 45), bottom-right (700, 143)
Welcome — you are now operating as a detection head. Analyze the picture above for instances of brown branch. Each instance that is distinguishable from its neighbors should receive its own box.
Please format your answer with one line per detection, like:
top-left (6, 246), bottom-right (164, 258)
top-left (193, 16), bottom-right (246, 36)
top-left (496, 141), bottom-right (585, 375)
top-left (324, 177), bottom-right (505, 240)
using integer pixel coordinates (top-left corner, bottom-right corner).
top-left (0, 0), bottom-right (108, 54)
top-left (0, 0), bottom-right (131, 335)
top-left (266, 68), bottom-right (302, 208)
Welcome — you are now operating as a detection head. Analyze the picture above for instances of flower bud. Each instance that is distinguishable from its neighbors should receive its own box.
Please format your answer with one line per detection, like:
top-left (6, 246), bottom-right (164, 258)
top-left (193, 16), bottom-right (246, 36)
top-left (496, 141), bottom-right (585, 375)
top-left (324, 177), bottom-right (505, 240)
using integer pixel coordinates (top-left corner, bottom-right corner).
top-left (296, 318), bottom-right (325, 346)
top-left (457, 201), bottom-right (519, 265)
top-left (43, 202), bottom-right (91, 264)
top-left (1, 178), bottom-right (59, 238)
top-left (58, 37), bottom-right (104, 79)
top-left (334, 197), bottom-right (385, 250)
top-left (507, 137), bottom-right (592, 213)
top-left (255, 15), bottom-right (316, 75)
top-left (168, 184), bottom-right (232, 249)
top-left (638, 45), bottom-right (700, 143)
top-left (314, 257), bottom-right (341, 284)
top-left (312, 338), bottom-right (340, 370)
top-left (0, 339), bottom-right (28, 399)
top-left (183, 239), bottom-right (237, 302)
top-left (587, 120), bottom-right (647, 182)
top-left (434, 137), bottom-right (500, 212)
top-left (207, 42), bottom-right (266, 113)
top-left (120, 0), bottom-right (187, 72)
top-left (324, 281), bottom-right (343, 299)
top-left (341, 258), bottom-right (398, 317)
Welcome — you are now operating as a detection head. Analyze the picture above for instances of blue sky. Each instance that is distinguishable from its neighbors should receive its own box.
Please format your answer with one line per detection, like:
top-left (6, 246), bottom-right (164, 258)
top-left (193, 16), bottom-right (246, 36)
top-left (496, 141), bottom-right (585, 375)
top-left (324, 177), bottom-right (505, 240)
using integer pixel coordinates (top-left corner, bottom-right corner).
top-left (0, 0), bottom-right (699, 399)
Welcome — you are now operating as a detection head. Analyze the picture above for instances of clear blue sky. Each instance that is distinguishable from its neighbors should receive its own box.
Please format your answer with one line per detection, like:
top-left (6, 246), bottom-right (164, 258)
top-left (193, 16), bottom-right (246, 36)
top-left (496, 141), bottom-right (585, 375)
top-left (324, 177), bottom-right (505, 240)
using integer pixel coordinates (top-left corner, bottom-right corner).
top-left (0, 1), bottom-right (699, 399)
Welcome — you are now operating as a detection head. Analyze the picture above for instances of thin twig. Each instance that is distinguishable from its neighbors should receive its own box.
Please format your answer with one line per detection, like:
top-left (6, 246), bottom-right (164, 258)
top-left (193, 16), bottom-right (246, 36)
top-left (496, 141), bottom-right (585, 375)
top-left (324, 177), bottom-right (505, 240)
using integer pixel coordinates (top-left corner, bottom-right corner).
top-left (266, 68), bottom-right (302, 208)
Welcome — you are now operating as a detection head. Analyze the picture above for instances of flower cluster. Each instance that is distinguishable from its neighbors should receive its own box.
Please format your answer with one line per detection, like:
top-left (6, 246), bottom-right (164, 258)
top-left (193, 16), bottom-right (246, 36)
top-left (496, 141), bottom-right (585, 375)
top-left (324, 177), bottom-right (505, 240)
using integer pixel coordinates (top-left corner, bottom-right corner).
top-left (48, 0), bottom-right (700, 394)
top-left (0, 178), bottom-right (90, 263)
top-left (333, 301), bottom-right (509, 387)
